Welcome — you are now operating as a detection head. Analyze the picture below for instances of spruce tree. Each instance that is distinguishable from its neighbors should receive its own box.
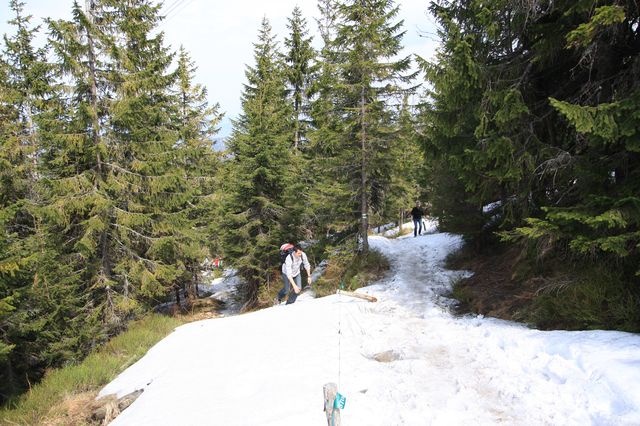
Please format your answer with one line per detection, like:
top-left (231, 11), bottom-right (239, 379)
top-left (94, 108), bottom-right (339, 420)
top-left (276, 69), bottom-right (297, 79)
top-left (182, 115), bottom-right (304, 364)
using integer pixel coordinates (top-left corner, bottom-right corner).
top-left (332, 0), bottom-right (415, 252)
top-left (422, 0), bottom-right (640, 287)
top-left (220, 18), bottom-right (293, 307)
top-left (385, 98), bottom-right (422, 226)
top-left (416, 1), bottom-right (489, 237)
top-left (282, 7), bottom-right (317, 240)
top-left (169, 46), bottom-right (222, 301)
top-left (505, 3), bottom-right (640, 275)
top-left (0, 50), bottom-right (27, 403)
top-left (42, 0), bottom-right (115, 334)
top-left (42, 0), bottom-right (134, 338)
top-left (99, 0), bottom-right (199, 317)
top-left (1, 0), bottom-right (224, 400)
top-left (284, 6), bottom-right (316, 151)
top-left (0, 0), bottom-right (72, 402)
top-left (45, 0), bottom-right (214, 324)
top-left (306, 0), bottom-right (352, 238)
top-left (416, 0), bottom-right (640, 330)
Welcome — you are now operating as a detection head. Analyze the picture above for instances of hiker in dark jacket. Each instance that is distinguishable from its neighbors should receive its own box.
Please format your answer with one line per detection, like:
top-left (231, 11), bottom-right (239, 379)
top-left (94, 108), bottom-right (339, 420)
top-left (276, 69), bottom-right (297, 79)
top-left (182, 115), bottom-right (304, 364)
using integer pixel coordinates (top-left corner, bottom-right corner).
top-left (276, 245), bottom-right (312, 305)
top-left (410, 202), bottom-right (425, 237)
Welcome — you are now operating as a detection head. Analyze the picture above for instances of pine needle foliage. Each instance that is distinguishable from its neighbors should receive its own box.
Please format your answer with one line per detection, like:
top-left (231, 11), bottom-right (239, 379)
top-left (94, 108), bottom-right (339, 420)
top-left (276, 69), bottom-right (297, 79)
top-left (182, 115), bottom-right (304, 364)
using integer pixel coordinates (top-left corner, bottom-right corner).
top-left (323, 0), bottom-right (417, 252)
top-left (1, 0), bottom-right (222, 403)
top-left (169, 46), bottom-right (223, 301)
top-left (220, 18), bottom-right (294, 308)
top-left (284, 6), bottom-right (316, 152)
top-left (0, 0), bottom-right (62, 403)
top-left (307, 0), bottom-right (352, 238)
top-left (282, 7), bottom-right (317, 240)
top-left (421, 0), bottom-right (640, 316)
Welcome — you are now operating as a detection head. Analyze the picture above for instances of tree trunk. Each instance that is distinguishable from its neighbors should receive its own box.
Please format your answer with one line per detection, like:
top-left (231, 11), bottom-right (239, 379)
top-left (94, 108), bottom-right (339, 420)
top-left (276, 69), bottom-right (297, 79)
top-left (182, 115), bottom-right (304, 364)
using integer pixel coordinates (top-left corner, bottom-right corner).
top-left (294, 99), bottom-right (300, 150)
top-left (193, 268), bottom-right (200, 298)
top-left (85, 0), bottom-right (103, 176)
top-left (359, 84), bottom-right (369, 253)
top-left (336, 289), bottom-right (377, 302)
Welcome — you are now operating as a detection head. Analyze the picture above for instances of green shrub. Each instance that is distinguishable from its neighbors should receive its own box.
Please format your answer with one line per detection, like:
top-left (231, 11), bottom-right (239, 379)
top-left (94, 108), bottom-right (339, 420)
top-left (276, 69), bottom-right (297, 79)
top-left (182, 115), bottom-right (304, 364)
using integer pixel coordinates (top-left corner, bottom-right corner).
top-left (450, 279), bottom-right (474, 306)
top-left (521, 267), bottom-right (640, 332)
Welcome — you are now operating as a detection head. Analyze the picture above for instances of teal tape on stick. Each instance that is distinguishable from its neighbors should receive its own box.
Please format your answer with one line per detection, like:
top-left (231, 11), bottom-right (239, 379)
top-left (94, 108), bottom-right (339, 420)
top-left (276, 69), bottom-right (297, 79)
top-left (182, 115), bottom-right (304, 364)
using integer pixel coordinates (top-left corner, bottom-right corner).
top-left (333, 393), bottom-right (346, 410)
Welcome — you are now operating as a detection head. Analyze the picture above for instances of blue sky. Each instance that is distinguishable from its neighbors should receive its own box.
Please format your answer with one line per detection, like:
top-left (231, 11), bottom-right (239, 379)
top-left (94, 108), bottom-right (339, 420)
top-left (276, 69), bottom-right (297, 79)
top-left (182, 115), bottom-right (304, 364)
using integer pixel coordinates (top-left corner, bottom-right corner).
top-left (0, 0), bottom-right (438, 138)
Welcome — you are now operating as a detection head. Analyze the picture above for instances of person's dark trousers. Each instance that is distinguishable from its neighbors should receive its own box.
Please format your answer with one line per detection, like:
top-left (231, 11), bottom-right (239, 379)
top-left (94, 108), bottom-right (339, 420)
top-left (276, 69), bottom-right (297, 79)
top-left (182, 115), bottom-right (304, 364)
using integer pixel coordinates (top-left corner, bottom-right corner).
top-left (278, 272), bottom-right (302, 304)
top-left (413, 218), bottom-right (422, 236)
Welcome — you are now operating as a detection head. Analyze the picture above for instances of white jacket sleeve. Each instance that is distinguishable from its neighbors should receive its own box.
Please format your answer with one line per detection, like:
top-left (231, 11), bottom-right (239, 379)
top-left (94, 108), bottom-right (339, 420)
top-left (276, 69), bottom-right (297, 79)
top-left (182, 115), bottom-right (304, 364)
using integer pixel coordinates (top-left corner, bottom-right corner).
top-left (284, 254), bottom-right (294, 279)
top-left (301, 252), bottom-right (311, 271)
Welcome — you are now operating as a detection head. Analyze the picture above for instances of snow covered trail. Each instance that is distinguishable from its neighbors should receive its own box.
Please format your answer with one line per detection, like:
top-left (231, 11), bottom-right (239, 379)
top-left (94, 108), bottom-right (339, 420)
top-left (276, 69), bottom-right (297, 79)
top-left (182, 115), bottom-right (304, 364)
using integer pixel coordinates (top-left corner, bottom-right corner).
top-left (363, 234), bottom-right (640, 425)
top-left (100, 230), bottom-right (640, 426)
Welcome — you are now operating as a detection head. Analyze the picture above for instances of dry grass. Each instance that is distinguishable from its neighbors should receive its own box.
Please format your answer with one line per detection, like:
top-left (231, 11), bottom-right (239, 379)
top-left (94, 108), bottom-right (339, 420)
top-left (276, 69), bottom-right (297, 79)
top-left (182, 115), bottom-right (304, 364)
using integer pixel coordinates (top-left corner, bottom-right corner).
top-left (0, 314), bottom-right (183, 425)
top-left (315, 247), bottom-right (389, 296)
top-left (39, 391), bottom-right (100, 426)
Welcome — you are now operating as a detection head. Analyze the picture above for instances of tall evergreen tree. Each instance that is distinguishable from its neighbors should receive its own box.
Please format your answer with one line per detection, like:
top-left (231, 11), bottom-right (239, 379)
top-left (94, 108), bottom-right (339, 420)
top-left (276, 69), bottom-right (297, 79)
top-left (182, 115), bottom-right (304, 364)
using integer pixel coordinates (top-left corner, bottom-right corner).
top-left (45, 0), bottom-right (215, 324)
top-left (0, 43), bottom-right (28, 404)
top-left (0, 0), bottom-right (64, 402)
top-left (421, 0), bottom-right (640, 306)
top-left (169, 46), bottom-right (222, 301)
top-left (282, 7), bottom-right (317, 240)
top-left (42, 0), bottom-right (115, 341)
top-left (99, 0), bottom-right (200, 318)
top-left (416, 1), bottom-right (489, 238)
top-left (1, 0), bottom-right (225, 401)
top-left (385, 97), bottom-right (422, 225)
top-left (42, 0), bottom-right (138, 333)
top-left (419, 0), bottom-right (640, 329)
top-left (1, 0), bottom-right (49, 189)
top-left (505, 2), bottom-right (640, 275)
top-left (220, 18), bottom-right (293, 307)
top-left (332, 0), bottom-right (415, 252)
top-left (307, 0), bottom-right (353, 239)
top-left (284, 6), bottom-right (316, 151)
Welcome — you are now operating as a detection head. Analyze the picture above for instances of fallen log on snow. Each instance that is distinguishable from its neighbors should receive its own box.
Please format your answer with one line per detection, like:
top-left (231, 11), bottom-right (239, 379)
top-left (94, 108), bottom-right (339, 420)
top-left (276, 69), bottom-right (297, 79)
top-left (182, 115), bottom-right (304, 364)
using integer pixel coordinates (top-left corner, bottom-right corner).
top-left (336, 289), bottom-right (377, 302)
top-left (93, 389), bottom-right (144, 422)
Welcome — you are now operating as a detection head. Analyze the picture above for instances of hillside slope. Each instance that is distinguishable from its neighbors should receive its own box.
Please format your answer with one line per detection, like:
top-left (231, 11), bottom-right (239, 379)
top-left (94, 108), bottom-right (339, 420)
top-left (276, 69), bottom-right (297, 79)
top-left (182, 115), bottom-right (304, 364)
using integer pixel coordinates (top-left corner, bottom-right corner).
top-left (100, 227), bottom-right (640, 425)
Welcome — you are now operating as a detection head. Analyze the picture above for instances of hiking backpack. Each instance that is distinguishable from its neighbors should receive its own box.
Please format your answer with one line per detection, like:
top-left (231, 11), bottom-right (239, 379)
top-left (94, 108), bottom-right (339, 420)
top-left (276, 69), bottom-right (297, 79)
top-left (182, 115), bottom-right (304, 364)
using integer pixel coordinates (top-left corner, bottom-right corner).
top-left (279, 243), bottom-right (295, 264)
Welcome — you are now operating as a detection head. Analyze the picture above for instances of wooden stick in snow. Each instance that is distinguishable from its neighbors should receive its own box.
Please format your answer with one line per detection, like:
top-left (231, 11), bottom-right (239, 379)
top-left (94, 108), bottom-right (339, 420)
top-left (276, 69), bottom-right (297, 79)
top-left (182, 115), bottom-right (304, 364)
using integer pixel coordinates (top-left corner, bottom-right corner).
top-left (336, 289), bottom-right (377, 302)
top-left (323, 382), bottom-right (341, 425)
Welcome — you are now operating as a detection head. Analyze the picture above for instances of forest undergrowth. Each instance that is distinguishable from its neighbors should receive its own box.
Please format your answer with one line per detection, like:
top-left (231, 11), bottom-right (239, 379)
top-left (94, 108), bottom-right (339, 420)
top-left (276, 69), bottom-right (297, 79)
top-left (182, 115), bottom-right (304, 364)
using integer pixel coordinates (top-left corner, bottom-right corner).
top-left (448, 242), bottom-right (640, 333)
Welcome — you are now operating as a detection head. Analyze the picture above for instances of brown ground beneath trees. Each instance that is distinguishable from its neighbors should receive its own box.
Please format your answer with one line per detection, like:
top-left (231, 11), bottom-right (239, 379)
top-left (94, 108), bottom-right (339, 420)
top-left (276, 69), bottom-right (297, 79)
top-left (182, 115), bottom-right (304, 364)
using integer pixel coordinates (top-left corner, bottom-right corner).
top-left (448, 245), bottom-right (544, 323)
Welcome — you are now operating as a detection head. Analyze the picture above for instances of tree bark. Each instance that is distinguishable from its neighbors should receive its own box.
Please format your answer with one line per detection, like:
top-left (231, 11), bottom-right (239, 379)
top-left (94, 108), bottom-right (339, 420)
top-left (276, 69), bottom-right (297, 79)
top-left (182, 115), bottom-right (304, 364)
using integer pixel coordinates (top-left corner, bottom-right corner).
top-left (337, 289), bottom-right (377, 302)
top-left (359, 84), bottom-right (369, 253)
top-left (85, 0), bottom-right (103, 176)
